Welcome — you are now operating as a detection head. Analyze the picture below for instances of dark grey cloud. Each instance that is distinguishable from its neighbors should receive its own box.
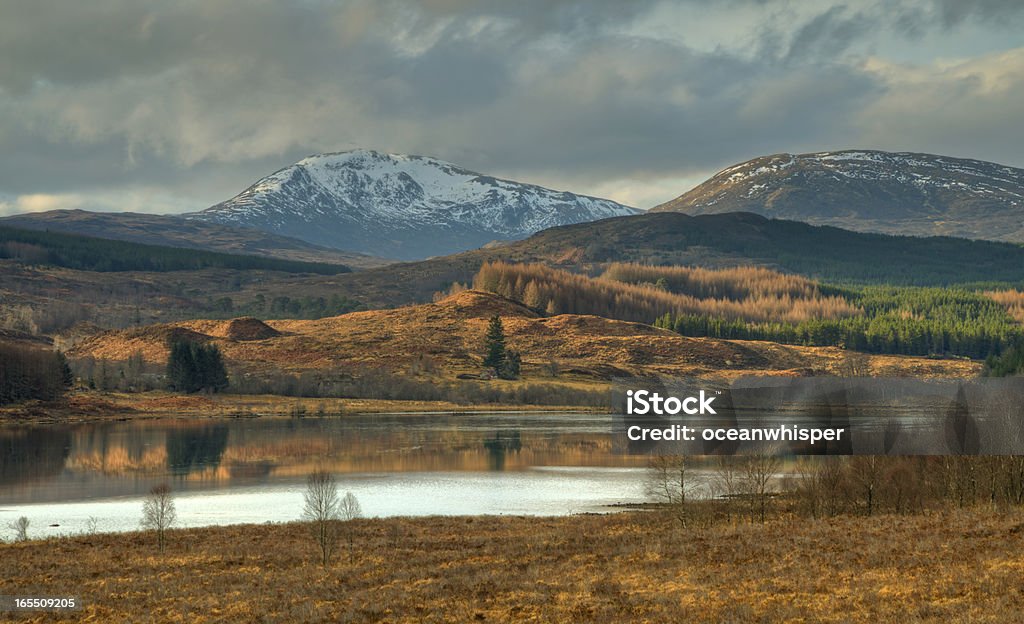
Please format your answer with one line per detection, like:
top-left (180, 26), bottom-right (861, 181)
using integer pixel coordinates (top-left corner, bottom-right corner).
top-left (783, 6), bottom-right (877, 63)
top-left (931, 0), bottom-right (1024, 27)
top-left (1, 0), bottom-right (1023, 213)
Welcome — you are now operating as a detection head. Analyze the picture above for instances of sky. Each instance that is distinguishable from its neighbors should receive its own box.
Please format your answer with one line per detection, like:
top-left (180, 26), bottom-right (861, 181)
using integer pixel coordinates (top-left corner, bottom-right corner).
top-left (1, 0), bottom-right (1023, 216)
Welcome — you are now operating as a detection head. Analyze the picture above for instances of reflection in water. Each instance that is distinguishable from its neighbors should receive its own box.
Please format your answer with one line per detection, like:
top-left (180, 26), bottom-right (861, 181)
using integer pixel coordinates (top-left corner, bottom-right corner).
top-left (0, 428), bottom-right (72, 487)
top-left (0, 413), bottom-right (647, 506)
top-left (166, 425), bottom-right (229, 476)
top-left (483, 430), bottom-right (522, 471)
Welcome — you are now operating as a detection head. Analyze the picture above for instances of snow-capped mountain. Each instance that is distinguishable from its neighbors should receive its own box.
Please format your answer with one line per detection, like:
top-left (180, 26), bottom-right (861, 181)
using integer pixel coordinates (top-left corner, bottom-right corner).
top-left (187, 150), bottom-right (640, 259)
top-left (652, 150), bottom-right (1024, 242)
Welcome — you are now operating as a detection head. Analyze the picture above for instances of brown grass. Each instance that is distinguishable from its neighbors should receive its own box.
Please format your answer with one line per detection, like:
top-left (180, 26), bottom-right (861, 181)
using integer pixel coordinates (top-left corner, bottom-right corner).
top-left (2, 510), bottom-right (1023, 622)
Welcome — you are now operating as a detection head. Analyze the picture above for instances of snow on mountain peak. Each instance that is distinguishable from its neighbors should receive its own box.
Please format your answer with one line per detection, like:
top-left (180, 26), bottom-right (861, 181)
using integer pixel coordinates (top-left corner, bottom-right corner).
top-left (652, 149), bottom-right (1024, 243)
top-left (187, 149), bottom-right (640, 260)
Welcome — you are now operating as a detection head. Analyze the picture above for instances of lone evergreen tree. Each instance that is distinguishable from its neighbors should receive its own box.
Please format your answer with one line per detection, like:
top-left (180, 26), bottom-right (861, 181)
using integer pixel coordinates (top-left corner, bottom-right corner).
top-left (483, 315), bottom-right (506, 370)
top-left (480, 316), bottom-right (522, 379)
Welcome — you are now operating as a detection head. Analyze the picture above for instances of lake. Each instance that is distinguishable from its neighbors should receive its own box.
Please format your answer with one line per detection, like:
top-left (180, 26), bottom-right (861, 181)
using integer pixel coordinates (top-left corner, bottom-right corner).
top-left (0, 412), bottom-right (650, 537)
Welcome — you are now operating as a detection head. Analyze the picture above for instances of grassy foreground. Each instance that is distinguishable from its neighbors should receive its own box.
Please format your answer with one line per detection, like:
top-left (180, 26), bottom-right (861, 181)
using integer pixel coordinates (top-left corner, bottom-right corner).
top-left (3, 510), bottom-right (1024, 623)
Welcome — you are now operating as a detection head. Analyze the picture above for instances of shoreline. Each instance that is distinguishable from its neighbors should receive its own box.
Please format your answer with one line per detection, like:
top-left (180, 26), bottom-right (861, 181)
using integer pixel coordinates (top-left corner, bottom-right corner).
top-left (0, 389), bottom-right (609, 426)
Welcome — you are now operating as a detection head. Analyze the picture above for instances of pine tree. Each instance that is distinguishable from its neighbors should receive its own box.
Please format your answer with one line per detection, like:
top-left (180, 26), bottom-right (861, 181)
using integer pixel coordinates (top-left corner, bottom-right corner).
top-left (57, 352), bottom-right (74, 388)
top-left (483, 316), bottom-right (506, 370)
top-left (201, 344), bottom-right (229, 392)
top-left (167, 341), bottom-right (193, 392)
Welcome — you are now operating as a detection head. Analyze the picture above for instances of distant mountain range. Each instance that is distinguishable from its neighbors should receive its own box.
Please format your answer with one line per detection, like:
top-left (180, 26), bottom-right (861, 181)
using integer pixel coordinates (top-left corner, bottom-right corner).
top-left (7, 149), bottom-right (1024, 270)
top-left (5, 210), bottom-right (1024, 328)
top-left (652, 150), bottom-right (1024, 242)
top-left (0, 210), bottom-right (387, 269)
top-left (185, 149), bottom-right (640, 260)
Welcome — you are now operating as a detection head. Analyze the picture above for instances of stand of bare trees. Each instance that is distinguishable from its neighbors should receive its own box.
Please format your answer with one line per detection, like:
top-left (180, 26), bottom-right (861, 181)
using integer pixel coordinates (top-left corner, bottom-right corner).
top-left (650, 455), bottom-right (1024, 527)
top-left (790, 456), bottom-right (998, 518)
top-left (0, 343), bottom-right (71, 405)
top-left (646, 455), bottom-right (707, 528)
top-left (473, 261), bottom-right (858, 325)
top-left (647, 453), bottom-right (781, 527)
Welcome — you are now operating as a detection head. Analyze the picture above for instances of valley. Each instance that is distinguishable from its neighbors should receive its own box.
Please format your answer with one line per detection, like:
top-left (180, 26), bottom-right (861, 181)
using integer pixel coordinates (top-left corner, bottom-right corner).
top-left (3, 150), bottom-right (1024, 418)
top-left (41, 289), bottom-right (975, 423)
top-left (7, 7), bottom-right (1024, 622)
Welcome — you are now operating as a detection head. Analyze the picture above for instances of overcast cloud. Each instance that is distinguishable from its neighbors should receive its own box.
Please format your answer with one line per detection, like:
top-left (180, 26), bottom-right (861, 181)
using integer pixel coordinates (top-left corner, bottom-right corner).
top-left (1, 0), bottom-right (1023, 214)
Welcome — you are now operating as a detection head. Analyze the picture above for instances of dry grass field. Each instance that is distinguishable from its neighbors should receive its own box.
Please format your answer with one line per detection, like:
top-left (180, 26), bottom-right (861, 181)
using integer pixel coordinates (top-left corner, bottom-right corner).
top-left (2, 509), bottom-right (1023, 623)
top-left (68, 290), bottom-right (980, 382)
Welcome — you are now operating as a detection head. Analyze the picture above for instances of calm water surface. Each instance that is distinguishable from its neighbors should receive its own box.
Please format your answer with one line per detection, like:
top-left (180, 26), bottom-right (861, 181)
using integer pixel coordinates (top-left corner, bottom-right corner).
top-left (0, 412), bottom-right (648, 536)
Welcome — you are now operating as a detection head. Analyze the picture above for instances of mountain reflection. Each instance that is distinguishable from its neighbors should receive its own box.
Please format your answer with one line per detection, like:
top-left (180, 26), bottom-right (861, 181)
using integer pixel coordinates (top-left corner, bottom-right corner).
top-left (0, 414), bottom-right (644, 504)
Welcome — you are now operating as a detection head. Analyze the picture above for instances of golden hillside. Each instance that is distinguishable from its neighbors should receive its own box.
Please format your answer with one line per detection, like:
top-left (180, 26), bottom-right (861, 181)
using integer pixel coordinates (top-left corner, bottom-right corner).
top-left (68, 290), bottom-right (979, 381)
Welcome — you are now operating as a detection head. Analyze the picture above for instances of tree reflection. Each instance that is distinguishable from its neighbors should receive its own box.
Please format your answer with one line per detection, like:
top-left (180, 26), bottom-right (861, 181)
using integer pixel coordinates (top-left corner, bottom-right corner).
top-left (0, 428), bottom-right (71, 486)
top-left (483, 431), bottom-right (522, 471)
top-left (166, 425), bottom-right (230, 476)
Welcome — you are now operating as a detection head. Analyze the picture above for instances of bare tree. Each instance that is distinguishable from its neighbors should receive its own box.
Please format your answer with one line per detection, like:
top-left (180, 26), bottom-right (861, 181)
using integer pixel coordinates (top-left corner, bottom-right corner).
top-left (711, 456), bottom-right (744, 524)
top-left (849, 456), bottom-right (884, 516)
top-left (742, 451), bottom-right (781, 523)
top-left (9, 516), bottom-right (30, 542)
top-left (303, 470), bottom-right (341, 566)
top-left (646, 455), bottom-right (705, 528)
top-left (339, 491), bottom-right (363, 563)
top-left (793, 458), bottom-right (823, 519)
top-left (818, 456), bottom-right (847, 517)
top-left (141, 483), bottom-right (176, 552)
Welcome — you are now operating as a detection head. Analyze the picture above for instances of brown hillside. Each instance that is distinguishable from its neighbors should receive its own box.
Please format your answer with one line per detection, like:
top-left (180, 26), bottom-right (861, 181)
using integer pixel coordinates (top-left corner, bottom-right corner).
top-left (68, 290), bottom-right (979, 380)
top-left (0, 328), bottom-right (53, 348)
top-left (194, 317), bottom-right (282, 341)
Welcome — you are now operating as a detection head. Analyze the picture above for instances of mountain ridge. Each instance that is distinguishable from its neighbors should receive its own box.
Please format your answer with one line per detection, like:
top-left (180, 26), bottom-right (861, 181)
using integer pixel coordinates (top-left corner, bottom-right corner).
top-left (652, 150), bottom-right (1024, 241)
top-left (0, 209), bottom-right (389, 269)
top-left (187, 149), bottom-right (641, 260)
